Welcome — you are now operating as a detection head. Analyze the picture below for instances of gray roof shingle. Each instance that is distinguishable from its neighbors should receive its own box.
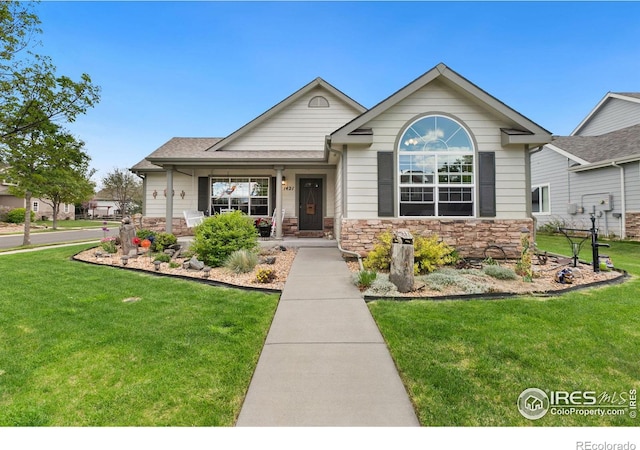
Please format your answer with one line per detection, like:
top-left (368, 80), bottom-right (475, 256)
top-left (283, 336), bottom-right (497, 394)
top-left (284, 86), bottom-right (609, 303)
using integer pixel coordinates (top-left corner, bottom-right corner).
top-left (551, 123), bottom-right (640, 163)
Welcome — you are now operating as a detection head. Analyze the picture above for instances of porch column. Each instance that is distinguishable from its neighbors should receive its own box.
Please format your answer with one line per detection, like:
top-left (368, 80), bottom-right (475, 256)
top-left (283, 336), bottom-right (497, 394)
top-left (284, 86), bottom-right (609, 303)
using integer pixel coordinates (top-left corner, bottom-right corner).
top-left (275, 167), bottom-right (283, 239)
top-left (165, 165), bottom-right (174, 234)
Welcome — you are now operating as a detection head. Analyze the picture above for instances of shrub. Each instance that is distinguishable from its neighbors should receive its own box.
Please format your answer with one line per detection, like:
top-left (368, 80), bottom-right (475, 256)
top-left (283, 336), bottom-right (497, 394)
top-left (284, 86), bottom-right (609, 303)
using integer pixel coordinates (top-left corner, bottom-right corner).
top-left (153, 253), bottom-right (171, 263)
top-left (483, 265), bottom-right (518, 280)
top-left (169, 262), bottom-right (181, 269)
top-left (6, 208), bottom-right (35, 224)
top-left (363, 230), bottom-right (457, 275)
top-left (413, 234), bottom-right (457, 274)
top-left (421, 269), bottom-right (488, 294)
top-left (136, 229), bottom-right (157, 243)
top-left (363, 231), bottom-right (394, 272)
top-left (191, 211), bottom-right (258, 267)
top-left (224, 249), bottom-right (258, 274)
top-left (364, 273), bottom-right (399, 296)
top-left (255, 268), bottom-right (276, 284)
top-left (100, 237), bottom-right (117, 254)
top-left (152, 232), bottom-right (177, 252)
top-left (354, 270), bottom-right (377, 289)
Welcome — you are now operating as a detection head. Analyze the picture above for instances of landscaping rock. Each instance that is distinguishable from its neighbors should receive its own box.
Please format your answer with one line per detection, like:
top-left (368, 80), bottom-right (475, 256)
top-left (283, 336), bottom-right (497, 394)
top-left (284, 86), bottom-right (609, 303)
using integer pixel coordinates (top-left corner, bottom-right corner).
top-left (260, 256), bottom-right (276, 265)
top-left (189, 256), bottom-right (205, 270)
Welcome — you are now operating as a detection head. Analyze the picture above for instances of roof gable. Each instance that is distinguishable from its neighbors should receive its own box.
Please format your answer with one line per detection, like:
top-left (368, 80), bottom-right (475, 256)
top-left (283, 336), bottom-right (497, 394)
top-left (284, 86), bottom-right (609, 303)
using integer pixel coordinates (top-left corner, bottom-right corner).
top-left (572, 92), bottom-right (640, 136)
top-left (330, 63), bottom-right (551, 146)
top-left (208, 78), bottom-right (366, 152)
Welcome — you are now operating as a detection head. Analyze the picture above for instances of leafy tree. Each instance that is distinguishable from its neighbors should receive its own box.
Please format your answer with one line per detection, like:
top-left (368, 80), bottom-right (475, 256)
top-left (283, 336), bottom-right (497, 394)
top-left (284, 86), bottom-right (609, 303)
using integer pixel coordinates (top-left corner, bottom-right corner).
top-left (37, 134), bottom-right (95, 229)
top-left (101, 168), bottom-right (142, 217)
top-left (0, 1), bottom-right (100, 141)
top-left (3, 112), bottom-right (96, 241)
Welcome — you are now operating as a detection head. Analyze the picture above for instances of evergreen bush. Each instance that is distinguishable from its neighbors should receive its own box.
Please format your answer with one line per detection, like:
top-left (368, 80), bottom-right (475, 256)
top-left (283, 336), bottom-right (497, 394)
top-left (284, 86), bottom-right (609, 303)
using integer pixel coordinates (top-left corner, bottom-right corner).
top-left (152, 232), bottom-right (177, 252)
top-left (191, 211), bottom-right (258, 267)
top-left (363, 230), bottom-right (457, 275)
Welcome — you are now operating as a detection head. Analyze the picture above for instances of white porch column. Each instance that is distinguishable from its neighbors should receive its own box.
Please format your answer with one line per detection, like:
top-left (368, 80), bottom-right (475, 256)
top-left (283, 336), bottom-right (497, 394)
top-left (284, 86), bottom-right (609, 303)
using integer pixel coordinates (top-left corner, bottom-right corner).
top-left (165, 165), bottom-right (174, 234)
top-left (275, 167), bottom-right (283, 240)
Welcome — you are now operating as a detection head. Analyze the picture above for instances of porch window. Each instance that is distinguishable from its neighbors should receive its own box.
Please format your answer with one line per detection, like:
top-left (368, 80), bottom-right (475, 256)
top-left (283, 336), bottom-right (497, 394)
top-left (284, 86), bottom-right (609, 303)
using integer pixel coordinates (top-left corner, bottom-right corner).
top-left (398, 115), bottom-right (474, 217)
top-left (210, 177), bottom-right (269, 216)
top-left (532, 184), bottom-right (550, 214)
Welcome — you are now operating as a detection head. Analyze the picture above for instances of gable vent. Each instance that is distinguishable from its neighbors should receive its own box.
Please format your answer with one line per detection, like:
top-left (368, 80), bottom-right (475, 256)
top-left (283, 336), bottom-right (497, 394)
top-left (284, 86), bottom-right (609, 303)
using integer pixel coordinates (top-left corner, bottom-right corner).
top-left (308, 96), bottom-right (330, 108)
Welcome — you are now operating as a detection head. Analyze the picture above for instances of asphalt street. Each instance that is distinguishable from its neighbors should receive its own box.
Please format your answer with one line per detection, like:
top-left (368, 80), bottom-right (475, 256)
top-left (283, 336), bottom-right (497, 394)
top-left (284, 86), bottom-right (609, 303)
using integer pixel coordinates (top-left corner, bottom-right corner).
top-left (0, 228), bottom-right (118, 249)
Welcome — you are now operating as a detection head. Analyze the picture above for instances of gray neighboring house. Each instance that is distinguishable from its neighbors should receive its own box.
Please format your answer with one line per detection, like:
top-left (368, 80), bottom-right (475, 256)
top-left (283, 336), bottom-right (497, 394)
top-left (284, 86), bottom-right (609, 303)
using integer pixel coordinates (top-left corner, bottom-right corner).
top-left (531, 92), bottom-right (640, 239)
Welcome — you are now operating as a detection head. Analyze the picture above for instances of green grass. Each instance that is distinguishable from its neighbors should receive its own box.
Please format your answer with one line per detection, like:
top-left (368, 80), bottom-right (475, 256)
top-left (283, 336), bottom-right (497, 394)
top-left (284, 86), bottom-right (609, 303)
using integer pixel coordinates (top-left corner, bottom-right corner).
top-left (368, 234), bottom-right (640, 426)
top-left (0, 220), bottom-right (119, 234)
top-left (0, 244), bottom-right (278, 426)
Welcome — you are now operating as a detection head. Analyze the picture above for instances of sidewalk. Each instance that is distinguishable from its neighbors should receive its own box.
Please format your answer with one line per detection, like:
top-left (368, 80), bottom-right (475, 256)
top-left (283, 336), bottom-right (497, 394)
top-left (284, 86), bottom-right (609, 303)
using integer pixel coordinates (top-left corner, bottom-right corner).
top-left (236, 247), bottom-right (419, 426)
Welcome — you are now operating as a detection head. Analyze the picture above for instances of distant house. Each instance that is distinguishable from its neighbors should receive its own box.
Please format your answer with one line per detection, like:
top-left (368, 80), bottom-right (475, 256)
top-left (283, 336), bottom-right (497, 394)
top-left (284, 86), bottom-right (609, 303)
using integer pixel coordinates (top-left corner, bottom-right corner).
top-left (87, 189), bottom-right (120, 219)
top-left (132, 63), bottom-right (551, 257)
top-left (531, 92), bottom-right (640, 239)
top-left (0, 177), bottom-right (75, 221)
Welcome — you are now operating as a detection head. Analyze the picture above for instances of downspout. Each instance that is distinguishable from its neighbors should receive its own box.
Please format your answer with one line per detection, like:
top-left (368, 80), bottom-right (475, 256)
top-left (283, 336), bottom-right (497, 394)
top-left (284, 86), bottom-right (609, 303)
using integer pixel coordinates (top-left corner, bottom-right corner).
top-left (325, 137), bottom-right (363, 270)
top-left (612, 162), bottom-right (626, 239)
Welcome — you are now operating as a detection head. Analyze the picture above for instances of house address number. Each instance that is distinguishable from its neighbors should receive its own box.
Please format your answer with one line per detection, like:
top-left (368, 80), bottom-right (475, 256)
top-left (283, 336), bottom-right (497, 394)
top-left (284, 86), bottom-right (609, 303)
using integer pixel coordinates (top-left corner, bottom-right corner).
top-left (284, 186), bottom-right (295, 191)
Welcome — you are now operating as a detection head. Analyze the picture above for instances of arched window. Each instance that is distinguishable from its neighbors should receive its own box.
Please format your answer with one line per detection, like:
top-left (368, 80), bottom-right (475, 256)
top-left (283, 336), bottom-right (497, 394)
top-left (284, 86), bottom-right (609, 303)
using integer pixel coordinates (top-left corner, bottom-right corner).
top-left (308, 95), bottom-right (329, 108)
top-left (398, 115), bottom-right (475, 217)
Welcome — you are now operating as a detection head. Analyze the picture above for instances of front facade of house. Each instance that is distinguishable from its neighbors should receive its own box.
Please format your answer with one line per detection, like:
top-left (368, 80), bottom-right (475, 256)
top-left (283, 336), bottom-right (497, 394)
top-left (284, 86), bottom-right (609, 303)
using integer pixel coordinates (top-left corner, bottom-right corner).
top-left (132, 64), bottom-right (551, 257)
top-left (531, 92), bottom-right (640, 239)
top-left (0, 182), bottom-right (75, 221)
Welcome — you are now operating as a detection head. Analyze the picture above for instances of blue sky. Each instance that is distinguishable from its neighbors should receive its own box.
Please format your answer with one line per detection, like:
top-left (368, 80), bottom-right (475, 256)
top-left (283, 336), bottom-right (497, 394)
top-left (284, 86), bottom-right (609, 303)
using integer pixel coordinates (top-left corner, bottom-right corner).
top-left (35, 1), bottom-right (640, 186)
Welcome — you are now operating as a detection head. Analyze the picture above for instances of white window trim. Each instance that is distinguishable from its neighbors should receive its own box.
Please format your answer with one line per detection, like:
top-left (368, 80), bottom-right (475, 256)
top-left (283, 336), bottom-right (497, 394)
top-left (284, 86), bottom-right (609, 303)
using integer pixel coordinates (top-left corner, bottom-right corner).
top-left (397, 114), bottom-right (477, 218)
top-left (33, 201), bottom-right (39, 212)
top-left (532, 183), bottom-right (551, 215)
top-left (210, 176), bottom-right (270, 217)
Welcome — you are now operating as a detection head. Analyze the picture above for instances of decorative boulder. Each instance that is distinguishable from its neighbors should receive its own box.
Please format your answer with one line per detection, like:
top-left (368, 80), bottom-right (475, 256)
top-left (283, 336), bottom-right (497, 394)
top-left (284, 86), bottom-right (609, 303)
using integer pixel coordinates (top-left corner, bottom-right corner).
top-left (189, 256), bottom-right (205, 271)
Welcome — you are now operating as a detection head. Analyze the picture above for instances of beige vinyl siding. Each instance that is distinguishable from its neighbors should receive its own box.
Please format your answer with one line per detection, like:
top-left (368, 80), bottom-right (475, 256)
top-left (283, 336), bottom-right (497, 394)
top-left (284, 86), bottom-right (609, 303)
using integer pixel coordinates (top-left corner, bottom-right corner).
top-left (345, 79), bottom-right (530, 219)
top-left (144, 168), bottom-right (336, 220)
top-left (577, 98), bottom-right (640, 136)
top-left (144, 172), bottom-right (196, 218)
top-left (224, 87), bottom-right (361, 152)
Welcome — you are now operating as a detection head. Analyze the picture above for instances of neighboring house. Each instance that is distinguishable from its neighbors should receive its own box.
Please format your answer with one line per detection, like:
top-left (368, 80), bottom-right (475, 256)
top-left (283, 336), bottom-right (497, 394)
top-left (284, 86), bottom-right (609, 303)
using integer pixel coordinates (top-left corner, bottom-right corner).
top-left (0, 179), bottom-right (75, 221)
top-left (87, 189), bottom-right (120, 219)
top-left (531, 92), bottom-right (640, 239)
top-left (131, 63), bottom-right (551, 257)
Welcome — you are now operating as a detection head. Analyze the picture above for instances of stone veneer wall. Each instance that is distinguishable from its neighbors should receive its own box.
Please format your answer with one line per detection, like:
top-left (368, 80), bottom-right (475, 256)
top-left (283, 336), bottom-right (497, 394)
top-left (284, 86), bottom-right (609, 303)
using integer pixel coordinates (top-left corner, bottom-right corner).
top-left (140, 217), bottom-right (193, 236)
top-left (340, 218), bottom-right (534, 259)
top-left (625, 212), bottom-right (640, 240)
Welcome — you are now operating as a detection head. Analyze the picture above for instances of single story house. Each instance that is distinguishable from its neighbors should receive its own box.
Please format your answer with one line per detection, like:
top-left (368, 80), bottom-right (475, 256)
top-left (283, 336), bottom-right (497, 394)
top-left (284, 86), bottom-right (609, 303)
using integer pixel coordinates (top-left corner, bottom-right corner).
top-left (0, 179), bottom-right (74, 221)
top-left (531, 92), bottom-right (640, 239)
top-left (131, 63), bottom-right (552, 257)
top-left (86, 189), bottom-right (122, 219)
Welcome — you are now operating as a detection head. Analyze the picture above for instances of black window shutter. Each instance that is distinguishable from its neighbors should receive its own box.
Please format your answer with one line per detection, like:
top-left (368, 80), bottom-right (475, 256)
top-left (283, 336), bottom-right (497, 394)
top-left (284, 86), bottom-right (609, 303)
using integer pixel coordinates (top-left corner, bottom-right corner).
top-left (197, 177), bottom-right (209, 213)
top-left (378, 151), bottom-right (394, 217)
top-left (478, 152), bottom-right (496, 217)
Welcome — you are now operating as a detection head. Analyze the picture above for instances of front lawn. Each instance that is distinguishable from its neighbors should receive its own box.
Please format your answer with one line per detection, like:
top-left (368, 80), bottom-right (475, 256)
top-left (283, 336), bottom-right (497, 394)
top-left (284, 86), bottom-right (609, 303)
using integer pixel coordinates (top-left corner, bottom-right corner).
top-left (0, 244), bottom-right (278, 426)
top-left (368, 234), bottom-right (640, 426)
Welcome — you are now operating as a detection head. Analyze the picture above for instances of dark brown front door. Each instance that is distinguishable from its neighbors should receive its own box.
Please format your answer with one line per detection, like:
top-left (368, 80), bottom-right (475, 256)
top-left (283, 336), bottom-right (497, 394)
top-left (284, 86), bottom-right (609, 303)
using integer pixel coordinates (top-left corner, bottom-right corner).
top-left (299, 178), bottom-right (323, 231)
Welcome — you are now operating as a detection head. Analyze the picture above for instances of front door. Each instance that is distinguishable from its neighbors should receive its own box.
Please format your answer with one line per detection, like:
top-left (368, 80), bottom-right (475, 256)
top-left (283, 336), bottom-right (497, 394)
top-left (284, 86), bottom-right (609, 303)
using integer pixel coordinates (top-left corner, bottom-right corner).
top-left (299, 178), bottom-right (323, 231)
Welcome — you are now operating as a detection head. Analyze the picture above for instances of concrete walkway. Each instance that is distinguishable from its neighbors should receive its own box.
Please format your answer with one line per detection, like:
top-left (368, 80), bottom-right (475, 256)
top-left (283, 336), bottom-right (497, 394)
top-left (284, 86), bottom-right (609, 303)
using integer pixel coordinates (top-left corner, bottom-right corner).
top-left (236, 247), bottom-right (419, 427)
